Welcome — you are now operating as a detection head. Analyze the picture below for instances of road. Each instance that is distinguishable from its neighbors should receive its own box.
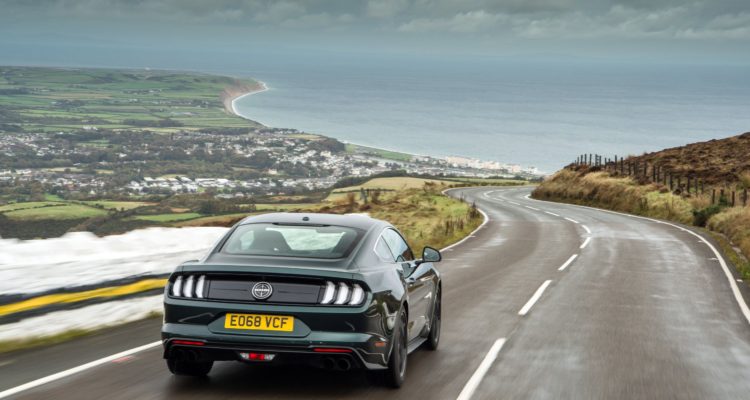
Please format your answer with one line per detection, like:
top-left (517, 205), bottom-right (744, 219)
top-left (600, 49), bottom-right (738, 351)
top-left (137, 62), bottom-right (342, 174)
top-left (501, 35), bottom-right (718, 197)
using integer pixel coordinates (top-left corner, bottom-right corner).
top-left (3, 186), bottom-right (750, 399)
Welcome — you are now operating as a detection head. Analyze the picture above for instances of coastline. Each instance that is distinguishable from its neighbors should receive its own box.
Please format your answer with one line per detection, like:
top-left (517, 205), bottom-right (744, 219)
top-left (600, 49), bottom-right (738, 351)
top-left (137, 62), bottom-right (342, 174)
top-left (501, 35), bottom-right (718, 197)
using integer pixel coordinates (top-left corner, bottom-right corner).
top-left (225, 81), bottom-right (268, 121)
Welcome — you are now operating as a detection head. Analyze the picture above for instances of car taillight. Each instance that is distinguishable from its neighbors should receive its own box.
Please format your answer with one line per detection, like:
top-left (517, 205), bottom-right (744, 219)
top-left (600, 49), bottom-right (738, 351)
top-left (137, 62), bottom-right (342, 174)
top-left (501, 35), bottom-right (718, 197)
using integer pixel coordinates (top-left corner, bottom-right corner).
top-left (321, 281), bottom-right (366, 306)
top-left (171, 274), bottom-right (206, 298)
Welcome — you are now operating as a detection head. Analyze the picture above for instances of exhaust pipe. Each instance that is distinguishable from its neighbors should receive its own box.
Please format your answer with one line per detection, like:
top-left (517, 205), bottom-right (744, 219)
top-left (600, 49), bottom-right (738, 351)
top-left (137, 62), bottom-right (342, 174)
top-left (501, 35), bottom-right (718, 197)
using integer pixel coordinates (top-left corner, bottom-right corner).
top-left (184, 349), bottom-right (198, 362)
top-left (322, 357), bottom-right (336, 370)
top-left (337, 358), bottom-right (351, 371)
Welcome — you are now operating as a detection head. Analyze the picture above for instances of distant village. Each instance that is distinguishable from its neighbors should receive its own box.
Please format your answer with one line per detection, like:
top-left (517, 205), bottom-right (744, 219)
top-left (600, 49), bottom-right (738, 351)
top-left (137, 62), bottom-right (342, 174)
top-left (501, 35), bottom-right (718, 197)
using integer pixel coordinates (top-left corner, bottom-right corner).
top-left (0, 129), bottom-right (540, 199)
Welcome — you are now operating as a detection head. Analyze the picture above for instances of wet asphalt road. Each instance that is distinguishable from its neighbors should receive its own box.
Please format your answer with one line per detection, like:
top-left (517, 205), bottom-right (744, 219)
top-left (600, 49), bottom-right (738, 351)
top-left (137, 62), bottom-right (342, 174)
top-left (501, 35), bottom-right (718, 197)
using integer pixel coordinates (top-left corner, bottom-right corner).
top-left (3, 186), bottom-right (750, 399)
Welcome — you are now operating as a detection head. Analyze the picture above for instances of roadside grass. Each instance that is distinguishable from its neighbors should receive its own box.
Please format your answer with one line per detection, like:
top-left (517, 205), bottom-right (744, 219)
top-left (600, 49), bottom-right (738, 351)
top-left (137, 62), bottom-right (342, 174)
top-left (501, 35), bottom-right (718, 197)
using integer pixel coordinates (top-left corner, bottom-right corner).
top-left (254, 203), bottom-right (321, 211)
top-left (326, 177), bottom-right (453, 202)
top-left (4, 204), bottom-right (107, 220)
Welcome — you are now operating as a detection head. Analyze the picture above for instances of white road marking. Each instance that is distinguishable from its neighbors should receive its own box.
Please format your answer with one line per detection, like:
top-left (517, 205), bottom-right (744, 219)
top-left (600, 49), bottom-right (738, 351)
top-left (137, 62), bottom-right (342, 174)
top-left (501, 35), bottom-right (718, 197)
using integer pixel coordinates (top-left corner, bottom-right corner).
top-left (581, 225), bottom-right (591, 234)
top-left (508, 201), bottom-right (520, 205)
top-left (558, 254), bottom-right (579, 271)
top-left (456, 338), bottom-right (507, 400)
top-left (0, 341), bottom-right (162, 399)
top-left (525, 206), bottom-right (539, 211)
top-left (531, 195), bottom-right (750, 325)
top-left (518, 280), bottom-right (553, 316)
top-left (440, 209), bottom-right (490, 253)
top-left (580, 237), bottom-right (592, 249)
top-left (565, 217), bottom-right (579, 224)
top-left (545, 211), bottom-right (560, 217)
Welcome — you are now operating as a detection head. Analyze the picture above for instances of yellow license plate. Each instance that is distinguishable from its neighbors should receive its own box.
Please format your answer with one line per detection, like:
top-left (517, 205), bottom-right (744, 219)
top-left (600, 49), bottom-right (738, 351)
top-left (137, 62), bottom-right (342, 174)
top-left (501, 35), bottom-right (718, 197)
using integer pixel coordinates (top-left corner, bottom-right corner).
top-left (224, 313), bottom-right (294, 332)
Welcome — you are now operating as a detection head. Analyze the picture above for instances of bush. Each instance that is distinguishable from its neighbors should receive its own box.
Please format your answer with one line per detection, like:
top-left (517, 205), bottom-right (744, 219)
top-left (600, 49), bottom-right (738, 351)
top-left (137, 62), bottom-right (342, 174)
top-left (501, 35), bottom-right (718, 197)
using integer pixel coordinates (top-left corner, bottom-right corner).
top-left (692, 205), bottom-right (723, 227)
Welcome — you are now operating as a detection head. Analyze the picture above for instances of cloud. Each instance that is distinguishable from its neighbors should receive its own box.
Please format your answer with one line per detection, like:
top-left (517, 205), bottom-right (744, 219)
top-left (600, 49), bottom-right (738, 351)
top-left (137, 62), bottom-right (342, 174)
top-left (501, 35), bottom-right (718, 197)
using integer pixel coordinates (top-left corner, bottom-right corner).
top-left (366, 0), bottom-right (409, 18)
top-left (2, 0), bottom-right (750, 41)
top-left (398, 10), bottom-right (508, 33)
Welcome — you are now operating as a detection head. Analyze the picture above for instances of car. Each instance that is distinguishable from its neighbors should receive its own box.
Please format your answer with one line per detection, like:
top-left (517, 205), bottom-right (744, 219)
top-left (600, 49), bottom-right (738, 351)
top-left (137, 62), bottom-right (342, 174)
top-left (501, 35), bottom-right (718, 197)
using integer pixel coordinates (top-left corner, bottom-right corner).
top-left (161, 212), bottom-right (442, 387)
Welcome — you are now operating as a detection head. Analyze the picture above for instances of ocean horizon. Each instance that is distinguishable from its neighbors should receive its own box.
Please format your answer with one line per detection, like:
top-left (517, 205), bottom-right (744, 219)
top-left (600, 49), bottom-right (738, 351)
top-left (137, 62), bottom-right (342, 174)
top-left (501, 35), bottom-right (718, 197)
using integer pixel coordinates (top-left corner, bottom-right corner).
top-left (233, 61), bottom-right (750, 173)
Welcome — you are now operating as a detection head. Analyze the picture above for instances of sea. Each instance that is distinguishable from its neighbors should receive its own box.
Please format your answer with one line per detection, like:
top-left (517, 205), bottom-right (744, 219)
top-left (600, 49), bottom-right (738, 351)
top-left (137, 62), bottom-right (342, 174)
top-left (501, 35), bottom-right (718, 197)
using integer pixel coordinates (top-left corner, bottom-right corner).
top-left (4, 47), bottom-right (749, 174)
top-left (232, 59), bottom-right (750, 173)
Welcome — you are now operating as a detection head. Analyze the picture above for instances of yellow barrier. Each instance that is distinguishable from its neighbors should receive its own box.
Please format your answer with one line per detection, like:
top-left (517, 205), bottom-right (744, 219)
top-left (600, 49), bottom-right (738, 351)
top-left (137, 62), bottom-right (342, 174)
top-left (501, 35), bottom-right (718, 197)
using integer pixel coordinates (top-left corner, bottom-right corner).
top-left (0, 278), bottom-right (168, 317)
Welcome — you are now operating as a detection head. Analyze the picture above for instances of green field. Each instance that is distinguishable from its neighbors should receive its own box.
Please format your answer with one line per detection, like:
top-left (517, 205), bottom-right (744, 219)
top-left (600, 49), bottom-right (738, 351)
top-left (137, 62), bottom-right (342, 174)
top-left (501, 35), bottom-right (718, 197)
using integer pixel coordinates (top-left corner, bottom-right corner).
top-left (0, 66), bottom-right (262, 133)
top-left (134, 212), bottom-right (203, 222)
top-left (4, 204), bottom-right (107, 220)
top-left (81, 201), bottom-right (154, 210)
top-left (344, 143), bottom-right (413, 162)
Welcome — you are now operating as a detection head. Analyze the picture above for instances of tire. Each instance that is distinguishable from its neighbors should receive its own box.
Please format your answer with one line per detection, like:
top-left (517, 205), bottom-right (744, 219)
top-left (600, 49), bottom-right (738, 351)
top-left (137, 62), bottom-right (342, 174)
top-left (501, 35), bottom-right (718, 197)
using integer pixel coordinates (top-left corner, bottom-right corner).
top-left (167, 358), bottom-right (213, 377)
top-left (424, 287), bottom-right (441, 351)
top-left (370, 307), bottom-right (408, 388)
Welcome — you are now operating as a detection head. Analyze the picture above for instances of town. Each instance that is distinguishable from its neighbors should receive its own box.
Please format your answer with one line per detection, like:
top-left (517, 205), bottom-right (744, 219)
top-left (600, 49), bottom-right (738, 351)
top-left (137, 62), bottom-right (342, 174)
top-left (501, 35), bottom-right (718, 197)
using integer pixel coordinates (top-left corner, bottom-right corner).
top-left (0, 128), bottom-right (540, 201)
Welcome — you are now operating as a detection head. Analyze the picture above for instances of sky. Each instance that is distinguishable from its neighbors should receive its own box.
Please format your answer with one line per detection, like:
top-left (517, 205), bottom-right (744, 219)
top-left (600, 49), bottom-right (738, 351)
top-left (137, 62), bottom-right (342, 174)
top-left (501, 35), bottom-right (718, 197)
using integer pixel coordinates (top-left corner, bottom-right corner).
top-left (1, 0), bottom-right (749, 67)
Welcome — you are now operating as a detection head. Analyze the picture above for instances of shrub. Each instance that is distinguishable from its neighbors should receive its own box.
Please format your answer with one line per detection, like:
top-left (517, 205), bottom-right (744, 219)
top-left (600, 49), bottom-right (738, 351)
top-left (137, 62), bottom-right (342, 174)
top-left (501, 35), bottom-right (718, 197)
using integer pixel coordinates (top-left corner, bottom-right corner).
top-left (692, 204), bottom-right (723, 227)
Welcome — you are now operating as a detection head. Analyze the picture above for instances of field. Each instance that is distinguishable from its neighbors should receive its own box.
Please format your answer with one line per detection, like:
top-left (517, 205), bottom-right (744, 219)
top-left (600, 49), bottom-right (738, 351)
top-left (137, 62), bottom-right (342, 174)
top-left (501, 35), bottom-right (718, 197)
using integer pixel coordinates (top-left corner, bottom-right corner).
top-left (134, 213), bottom-right (203, 222)
top-left (4, 203), bottom-right (107, 220)
top-left (0, 66), bottom-right (262, 133)
top-left (81, 201), bottom-right (155, 210)
top-left (344, 143), bottom-right (413, 162)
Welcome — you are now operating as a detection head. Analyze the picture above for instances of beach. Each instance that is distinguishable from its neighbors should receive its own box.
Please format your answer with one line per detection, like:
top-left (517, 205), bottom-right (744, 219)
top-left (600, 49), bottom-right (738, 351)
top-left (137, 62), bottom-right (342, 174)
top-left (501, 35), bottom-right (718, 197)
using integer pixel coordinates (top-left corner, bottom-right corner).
top-left (223, 80), bottom-right (268, 119)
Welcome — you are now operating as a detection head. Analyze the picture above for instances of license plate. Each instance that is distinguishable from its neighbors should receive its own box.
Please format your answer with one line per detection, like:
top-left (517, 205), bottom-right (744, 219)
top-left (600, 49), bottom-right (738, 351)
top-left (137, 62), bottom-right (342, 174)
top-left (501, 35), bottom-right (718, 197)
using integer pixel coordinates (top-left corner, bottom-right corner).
top-left (224, 313), bottom-right (294, 332)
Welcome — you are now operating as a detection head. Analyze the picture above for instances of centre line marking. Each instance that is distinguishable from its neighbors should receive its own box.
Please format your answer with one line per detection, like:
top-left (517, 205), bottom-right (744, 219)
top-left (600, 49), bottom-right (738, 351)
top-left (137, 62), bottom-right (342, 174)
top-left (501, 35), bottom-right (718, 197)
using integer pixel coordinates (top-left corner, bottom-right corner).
top-left (545, 211), bottom-right (560, 217)
top-left (508, 201), bottom-right (520, 205)
top-left (518, 280), bottom-right (553, 316)
top-left (581, 225), bottom-right (591, 234)
top-left (456, 338), bottom-right (507, 400)
top-left (565, 217), bottom-right (579, 224)
top-left (525, 206), bottom-right (539, 211)
top-left (558, 254), bottom-right (578, 271)
top-left (580, 237), bottom-right (592, 249)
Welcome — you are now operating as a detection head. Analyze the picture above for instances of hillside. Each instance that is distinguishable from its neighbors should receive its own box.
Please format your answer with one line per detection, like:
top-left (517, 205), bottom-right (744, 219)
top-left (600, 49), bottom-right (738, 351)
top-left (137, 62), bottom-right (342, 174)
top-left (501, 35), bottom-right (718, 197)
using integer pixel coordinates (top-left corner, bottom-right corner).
top-left (534, 131), bottom-right (750, 279)
top-left (613, 132), bottom-right (750, 186)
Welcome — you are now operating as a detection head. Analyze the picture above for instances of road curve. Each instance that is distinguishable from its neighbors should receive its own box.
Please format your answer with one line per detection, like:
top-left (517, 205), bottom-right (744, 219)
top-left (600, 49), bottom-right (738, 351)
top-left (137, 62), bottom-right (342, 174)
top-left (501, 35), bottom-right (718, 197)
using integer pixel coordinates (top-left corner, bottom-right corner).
top-left (3, 186), bottom-right (750, 399)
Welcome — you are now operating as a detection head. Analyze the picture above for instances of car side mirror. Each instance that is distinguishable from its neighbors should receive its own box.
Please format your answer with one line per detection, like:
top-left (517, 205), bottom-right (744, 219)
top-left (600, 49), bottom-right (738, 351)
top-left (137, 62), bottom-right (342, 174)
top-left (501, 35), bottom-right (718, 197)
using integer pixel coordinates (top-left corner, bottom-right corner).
top-left (422, 247), bottom-right (441, 263)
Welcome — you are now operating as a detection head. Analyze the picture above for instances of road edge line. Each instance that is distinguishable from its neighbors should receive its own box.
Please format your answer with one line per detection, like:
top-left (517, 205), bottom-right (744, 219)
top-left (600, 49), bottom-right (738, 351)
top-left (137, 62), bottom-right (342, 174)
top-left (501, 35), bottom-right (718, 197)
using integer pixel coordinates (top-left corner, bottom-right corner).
top-left (529, 196), bottom-right (750, 325)
top-left (0, 341), bottom-right (162, 399)
top-left (456, 338), bottom-right (507, 400)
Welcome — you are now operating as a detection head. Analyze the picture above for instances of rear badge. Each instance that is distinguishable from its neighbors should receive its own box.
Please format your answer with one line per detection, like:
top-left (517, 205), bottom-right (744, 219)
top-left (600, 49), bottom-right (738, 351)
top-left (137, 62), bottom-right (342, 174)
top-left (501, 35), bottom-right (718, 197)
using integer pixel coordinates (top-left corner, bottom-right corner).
top-left (251, 282), bottom-right (273, 300)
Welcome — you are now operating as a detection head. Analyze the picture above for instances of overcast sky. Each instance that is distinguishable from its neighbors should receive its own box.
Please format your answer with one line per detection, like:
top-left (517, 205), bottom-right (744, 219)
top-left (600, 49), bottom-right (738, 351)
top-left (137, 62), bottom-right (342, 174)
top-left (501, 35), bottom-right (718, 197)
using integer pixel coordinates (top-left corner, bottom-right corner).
top-left (1, 0), bottom-right (749, 66)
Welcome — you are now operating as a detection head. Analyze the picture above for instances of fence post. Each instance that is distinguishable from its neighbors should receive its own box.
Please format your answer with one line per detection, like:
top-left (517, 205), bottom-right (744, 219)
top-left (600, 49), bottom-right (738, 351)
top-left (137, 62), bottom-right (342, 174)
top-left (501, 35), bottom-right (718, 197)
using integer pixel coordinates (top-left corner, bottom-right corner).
top-left (732, 191), bottom-right (736, 207)
top-left (687, 176), bottom-right (691, 195)
top-left (669, 174), bottom-right (673, 191)
top-left (745, 188), bottom-right (748, 206)
top-left (712, 189), bottom-right (716, 205)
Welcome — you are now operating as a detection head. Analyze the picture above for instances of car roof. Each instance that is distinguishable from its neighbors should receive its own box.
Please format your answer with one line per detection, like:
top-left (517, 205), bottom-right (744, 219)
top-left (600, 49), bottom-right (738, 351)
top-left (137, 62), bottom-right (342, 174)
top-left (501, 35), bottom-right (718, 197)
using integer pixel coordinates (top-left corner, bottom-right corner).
top-left (238, 212), bottom-right (386, 231)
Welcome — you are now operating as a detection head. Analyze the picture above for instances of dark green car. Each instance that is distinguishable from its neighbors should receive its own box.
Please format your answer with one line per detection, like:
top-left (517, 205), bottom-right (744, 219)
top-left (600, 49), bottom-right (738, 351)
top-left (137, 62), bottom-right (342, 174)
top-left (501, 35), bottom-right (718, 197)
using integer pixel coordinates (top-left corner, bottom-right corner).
top-left (162, 212), bottom-right (442, 387)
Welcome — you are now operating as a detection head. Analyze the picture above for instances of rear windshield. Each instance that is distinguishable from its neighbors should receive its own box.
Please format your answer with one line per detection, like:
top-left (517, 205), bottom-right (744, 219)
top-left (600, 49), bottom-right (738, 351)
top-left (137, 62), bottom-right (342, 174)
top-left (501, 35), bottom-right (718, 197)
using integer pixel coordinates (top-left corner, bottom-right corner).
top-left (220, 223), bottom-right (364, 259)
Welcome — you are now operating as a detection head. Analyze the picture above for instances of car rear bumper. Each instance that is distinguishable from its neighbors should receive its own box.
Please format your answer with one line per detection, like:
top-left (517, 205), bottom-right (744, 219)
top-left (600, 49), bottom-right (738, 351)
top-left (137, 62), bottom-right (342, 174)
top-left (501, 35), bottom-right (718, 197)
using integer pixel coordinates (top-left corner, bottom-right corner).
top-left (162, 323), bottom-right (390, 370)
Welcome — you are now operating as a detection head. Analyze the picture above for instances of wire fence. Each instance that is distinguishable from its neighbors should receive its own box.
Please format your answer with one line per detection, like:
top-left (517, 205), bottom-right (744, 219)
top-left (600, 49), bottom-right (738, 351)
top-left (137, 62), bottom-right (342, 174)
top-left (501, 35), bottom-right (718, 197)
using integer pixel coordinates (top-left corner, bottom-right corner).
top-left (568, 153), bottom-right (749, 207)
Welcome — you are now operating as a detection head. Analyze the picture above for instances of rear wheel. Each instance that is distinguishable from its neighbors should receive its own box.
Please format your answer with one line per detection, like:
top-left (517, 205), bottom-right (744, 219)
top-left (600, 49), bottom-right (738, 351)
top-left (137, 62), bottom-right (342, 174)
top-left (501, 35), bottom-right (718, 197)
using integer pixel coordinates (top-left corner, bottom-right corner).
top-left (425, 288), bottom-right (441, 350)
top-left (167, 358), bottom-right (213, 377)
top-left (370, 308), bottom-right (407, 388)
